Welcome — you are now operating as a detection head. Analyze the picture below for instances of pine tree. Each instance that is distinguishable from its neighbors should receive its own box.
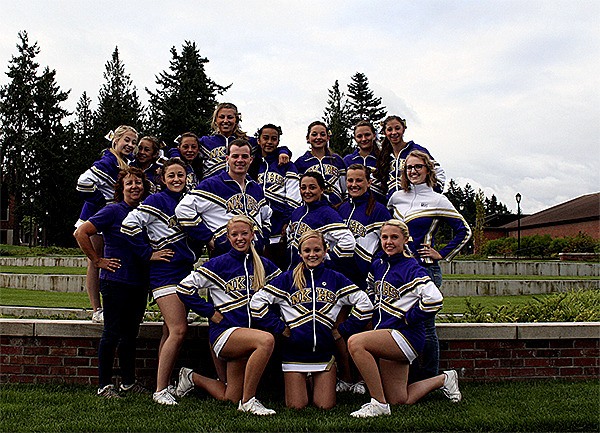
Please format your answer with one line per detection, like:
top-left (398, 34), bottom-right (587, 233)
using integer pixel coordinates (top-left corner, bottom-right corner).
top-left (322, 80), bottom-right (352, 156)
top-left (346, 72), bottom-right (387, 126)
top-left (473, 190), bottom-right (487, 255)
top-left (93, 46), bottom-right (143, 153)
top-left (0, 31), bottom-right (40, 244)
top-left (32, 66), bottom-right (73, 245)
top-left (147, 41), bottom-right (230, 143)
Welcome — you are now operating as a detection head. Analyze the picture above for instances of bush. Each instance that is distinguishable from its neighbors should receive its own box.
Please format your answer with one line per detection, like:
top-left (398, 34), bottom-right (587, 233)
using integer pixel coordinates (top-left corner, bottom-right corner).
top-left (448, 289), bottom-right (600, 323)
top-left (482, 233), bottom-right (600, 258)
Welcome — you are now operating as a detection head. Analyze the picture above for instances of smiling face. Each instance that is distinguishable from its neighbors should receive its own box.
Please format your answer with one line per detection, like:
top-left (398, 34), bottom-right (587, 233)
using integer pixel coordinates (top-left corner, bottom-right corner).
top-left (227, 220), bottom-right (254, 253)
top-left (299, 235), bottom-right (326, 268)
top-left (353, 125), bottom-right (375, 153)
top-left (179, 136), bottom-right (199, 163)
top-left (380, 224), bottom-right (408, 257)
top-left (300, 176), bottom-right (324, 203)
top-left (122, 173), bottom-right (145, 205)
top-left (307, 124), bottom-right (329, 151)
top-left (136, 139), bottom-right (157, 165)
top-left (114, 131), bottom-right (138, 156)
top-left (226, 143), bottom-right (253, 177)
top-left (384, 119), bottom-right (405, 146)
top-left (216, 108), bottom-right (238, 137)
top-left (258, 128), bottom-right (280, 156)
top-left (405, 154), bottom-right (429, 185)
top-left (162, 163), bottom-right (186, 193)
top-left (346, 168), bottom-right (370, 198)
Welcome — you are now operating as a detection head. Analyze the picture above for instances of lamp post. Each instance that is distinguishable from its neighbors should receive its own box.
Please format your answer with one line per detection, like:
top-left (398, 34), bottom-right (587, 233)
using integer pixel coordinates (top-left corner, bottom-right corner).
top-left (515, 193), bottom-right (522, 259)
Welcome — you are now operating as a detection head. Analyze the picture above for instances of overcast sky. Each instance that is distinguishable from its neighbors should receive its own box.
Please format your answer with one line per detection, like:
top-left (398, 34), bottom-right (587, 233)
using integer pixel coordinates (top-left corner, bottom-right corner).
top-left (2, 0), bottom-right (599, 214)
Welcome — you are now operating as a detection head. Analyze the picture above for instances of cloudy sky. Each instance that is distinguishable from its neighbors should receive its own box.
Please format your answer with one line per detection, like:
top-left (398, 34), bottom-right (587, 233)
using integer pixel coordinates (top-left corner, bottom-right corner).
top-left (2, 0), bottom-right (599, 214)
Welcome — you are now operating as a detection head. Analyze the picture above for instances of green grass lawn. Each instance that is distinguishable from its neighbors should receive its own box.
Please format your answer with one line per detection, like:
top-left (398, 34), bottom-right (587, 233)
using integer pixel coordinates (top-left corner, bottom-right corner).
top-left (0, 381), bottom-right (597, 432)
top-left (0, 286), bottom-right (550, 316)
top-left (0, 266), bottom-right (86, 275)
top-left (0, 244), bottom-right (82, 256)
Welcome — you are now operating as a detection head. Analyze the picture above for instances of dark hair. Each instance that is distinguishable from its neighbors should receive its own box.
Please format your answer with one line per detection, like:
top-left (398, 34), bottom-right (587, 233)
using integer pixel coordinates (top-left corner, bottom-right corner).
top-left (114, 166), bottom-right (150, 203)
top-left (161, 157), bottom-right (187, 179)
top-left (346, 163), bottom-right (377, 216)
top-left (353, 120), bottom-right (380, 159)
top-left (227, 138), bottom-right (253, 155)
top-left (300, 171), bottom-right (326, 189)
top-left (256, 124), bottom-right (283, 138)
top-left (374, 115), bottom-right (408, 196)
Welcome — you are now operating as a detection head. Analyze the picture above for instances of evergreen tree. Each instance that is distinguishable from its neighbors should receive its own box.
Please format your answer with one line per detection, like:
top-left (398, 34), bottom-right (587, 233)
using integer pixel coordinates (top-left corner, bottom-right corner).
top-left (346, 72), bottom-right (387, 126)
top-left (0, 31), bottom-right (40, 244)
top-left (93, 46), bottom-right (143, 153)
top-left (322, 80), bottom-right (352, 156)
top-left (32, 66), bottom-right (74, 245)
top-left (473, 190), bottom-right (487, 255)
top-left (147, 41), bottom-right (230, 143)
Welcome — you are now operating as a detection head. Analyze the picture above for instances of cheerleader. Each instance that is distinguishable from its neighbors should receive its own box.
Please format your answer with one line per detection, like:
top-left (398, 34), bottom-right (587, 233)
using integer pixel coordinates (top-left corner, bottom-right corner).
top-left (175, 215), bottom-right (280, 415)
top-left (76, 125), bottom-right (138, 322)
top-left (295, 121), bottom-right (347, 205)
top-left (335, 164), bottom-right (391, 393)
top-left (286, 172), bottom-right (355, 271)
top-left (175, 139), bottom-right (272, 257)
top-left (347, 220), bottom-right (461, 418)
top-left (388, 150), bottom-right (471, 381)
top-left (74, 166), bottom-right (151, 398)
top-left (131, 135), bottom-right (164, 193)
top-left (166, 132), bottom-right (203, 191)
top-left (343, 121), bottom-right (385, 202)
top-left (374, 115), bottom-right (446, 200)
top-left (251, 230), bottom-right (373, 409)
top-left (255, 124), bottom-right (301, 270)
top-left (121, 158), bottom-right (196, 405)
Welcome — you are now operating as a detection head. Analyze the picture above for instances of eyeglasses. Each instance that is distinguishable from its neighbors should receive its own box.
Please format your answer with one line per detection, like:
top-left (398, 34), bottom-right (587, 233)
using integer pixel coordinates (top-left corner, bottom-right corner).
top-left (405, 164), bottom-right (425, 172)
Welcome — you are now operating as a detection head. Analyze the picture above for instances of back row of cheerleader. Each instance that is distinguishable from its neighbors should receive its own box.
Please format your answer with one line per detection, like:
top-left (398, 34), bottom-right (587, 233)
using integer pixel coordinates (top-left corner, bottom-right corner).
top-left (73, 102), bottom-right (471, 417)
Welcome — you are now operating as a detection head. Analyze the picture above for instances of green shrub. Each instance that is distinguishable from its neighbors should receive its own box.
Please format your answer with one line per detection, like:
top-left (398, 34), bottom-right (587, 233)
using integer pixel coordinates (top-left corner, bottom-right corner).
top-left (482, 233), bottom-right (600, 258)
top-left (448, 289), bottom-right (600, 323)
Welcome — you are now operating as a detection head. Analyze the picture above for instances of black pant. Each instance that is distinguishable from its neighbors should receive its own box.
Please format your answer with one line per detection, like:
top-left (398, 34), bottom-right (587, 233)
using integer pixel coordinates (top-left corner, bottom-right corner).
top-left (98, 279), bottom-right (147, 388)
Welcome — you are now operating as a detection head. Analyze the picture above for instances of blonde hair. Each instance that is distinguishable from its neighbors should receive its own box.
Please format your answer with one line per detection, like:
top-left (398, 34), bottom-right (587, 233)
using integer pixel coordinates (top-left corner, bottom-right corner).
top-left (227, 215), bottom-right (265, 290)
top-left (381, 219), bottom-right (413, 257)
top-left (110, 125), bottom-right (138, 170)
top-left (400, 150), bottom-right (437, 192)
top-left (210, 102), bottom-right (248, 139)
top-left (292, 230), bottom-right (327, 291)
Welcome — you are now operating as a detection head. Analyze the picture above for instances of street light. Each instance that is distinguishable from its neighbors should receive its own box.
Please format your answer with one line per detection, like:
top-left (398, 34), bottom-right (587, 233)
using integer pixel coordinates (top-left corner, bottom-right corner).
top-left (515, 193), bottom-right (522, 259)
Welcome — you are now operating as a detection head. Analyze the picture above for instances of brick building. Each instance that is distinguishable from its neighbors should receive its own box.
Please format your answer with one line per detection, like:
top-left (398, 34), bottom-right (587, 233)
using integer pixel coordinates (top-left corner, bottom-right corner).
top-left (485, 192), bottom-right (600, 240)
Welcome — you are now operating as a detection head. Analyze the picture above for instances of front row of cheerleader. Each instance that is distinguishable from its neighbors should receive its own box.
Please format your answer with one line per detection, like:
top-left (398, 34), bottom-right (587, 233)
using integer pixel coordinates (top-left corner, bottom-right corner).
top-left (172, 217), bottom-right (461, 417)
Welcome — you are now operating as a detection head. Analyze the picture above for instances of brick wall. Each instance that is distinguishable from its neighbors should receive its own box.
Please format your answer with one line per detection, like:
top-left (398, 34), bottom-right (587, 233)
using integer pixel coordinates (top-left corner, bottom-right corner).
top-left (1, 320), bottom-right (598, 388)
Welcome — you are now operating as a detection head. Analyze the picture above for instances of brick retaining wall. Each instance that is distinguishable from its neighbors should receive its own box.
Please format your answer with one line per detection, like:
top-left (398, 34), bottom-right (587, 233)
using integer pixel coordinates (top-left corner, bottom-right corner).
top-left (0, 320), bottom-right (598, 388)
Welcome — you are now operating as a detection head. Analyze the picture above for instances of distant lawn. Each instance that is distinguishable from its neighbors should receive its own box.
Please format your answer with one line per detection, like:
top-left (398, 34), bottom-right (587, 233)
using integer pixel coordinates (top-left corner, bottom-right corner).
top-left (0, 266), bottom-right (86, 275)
top-left (0, 381), bottom-right (596, 432)
top-left (0, 287), bottom-right (551, 316)
top-left (0, 244), bottom-right (82, 257)
top-left (0, 287), bottom-right (89, 309)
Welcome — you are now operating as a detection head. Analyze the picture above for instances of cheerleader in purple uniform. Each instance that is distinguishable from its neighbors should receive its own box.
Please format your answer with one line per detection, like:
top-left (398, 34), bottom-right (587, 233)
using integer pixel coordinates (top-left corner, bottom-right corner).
top-left (255, 124), bottom-right (301, 270)
top-left (131, 135), bottom-right (164, 193)
top-left (251, 230), bottom-right (373, 409)
top-left (76, 125), bottom-right (138, 322)
top-left (175, 216), bottom-right (280, 416)
top-left (121, 158), bottom-right (196, 405)
top-left (295, 121), bottom-right (347, 205)
top-left (74, 166), bottom-right (151, 398)
top-left (374, 115), bottom-right (446, 200)
top-left (347, 220), bottom-right (461, 418)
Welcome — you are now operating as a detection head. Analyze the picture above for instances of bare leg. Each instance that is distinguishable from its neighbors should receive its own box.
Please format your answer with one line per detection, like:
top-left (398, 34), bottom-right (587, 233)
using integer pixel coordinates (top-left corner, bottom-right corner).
top-left (312, 365), bottom-right (337, 409)
top-left (284, 372), bottom-right (308, 409)
top-left (86, 234), bottom-right (103, 311)
top-left (155, 294), bottom-right (188, 391)
top-left (220, 328), bottom-right (274, 403)
top-left (210, 341), bottom-right (227, 383)
top-left (380, 358), bottom-right (445, 404)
